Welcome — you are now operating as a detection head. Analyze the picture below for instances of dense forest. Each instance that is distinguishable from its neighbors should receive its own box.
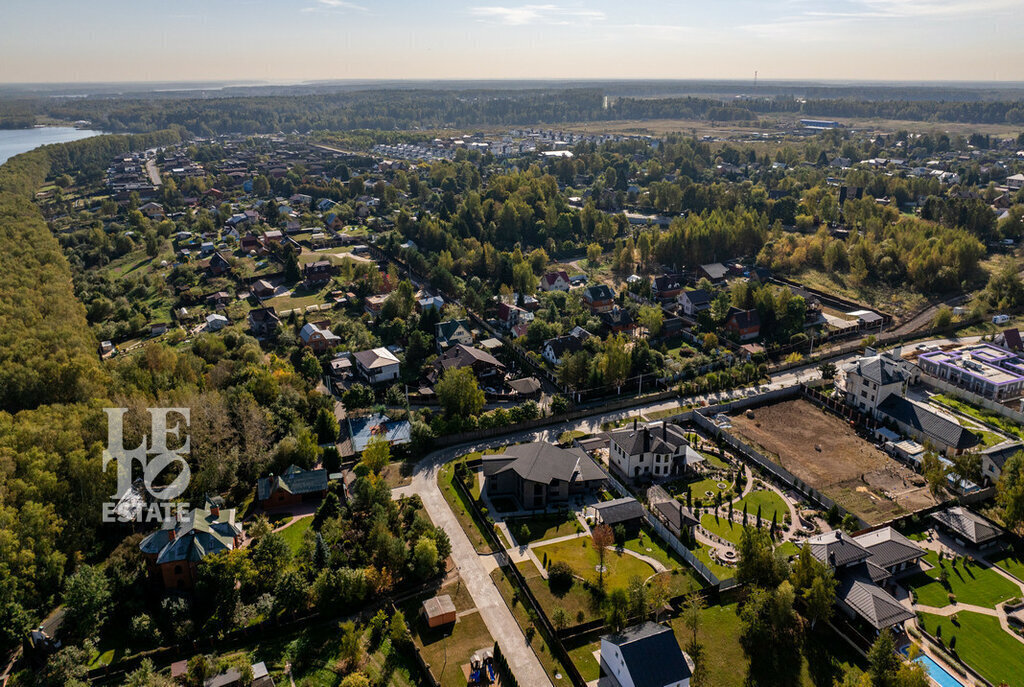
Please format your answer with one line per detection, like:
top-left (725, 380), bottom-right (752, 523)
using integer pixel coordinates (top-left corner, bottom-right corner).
top-left (3, 87), bottom-right (1024, 135)
top-left (0, 130), bottom-right (341, 660)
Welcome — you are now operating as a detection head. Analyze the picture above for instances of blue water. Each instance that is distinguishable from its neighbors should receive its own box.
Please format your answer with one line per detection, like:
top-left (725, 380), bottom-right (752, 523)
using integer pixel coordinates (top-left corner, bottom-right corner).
top-left (902, 649), bottom-right (965, 687)
top-left (0, 127), bottom-right (101, 166)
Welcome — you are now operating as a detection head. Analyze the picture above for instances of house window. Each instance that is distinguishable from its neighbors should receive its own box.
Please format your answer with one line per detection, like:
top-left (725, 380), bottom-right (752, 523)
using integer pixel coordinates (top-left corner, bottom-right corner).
top-left (174, 564), bottom-right (182, 574)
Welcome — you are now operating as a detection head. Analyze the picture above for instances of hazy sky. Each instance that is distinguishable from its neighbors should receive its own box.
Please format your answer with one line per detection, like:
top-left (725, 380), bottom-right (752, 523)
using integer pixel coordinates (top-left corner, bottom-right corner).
top-left (2, 0), bottom-right (1019, 83)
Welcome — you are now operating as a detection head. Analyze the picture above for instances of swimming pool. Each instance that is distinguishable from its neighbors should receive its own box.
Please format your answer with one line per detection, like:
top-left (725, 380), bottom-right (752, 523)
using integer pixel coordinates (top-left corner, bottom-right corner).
top-left (899, 646), bottom-right (965, 687)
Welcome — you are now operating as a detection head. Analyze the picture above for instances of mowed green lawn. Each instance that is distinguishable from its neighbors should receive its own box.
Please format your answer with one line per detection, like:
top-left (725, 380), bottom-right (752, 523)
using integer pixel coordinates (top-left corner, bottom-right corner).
top-left (668, 602), bottom-right (865, 687)
top-left (279, 517), bottom-right (313, 553)
top-left (906, 551), bottom-right (1019, 608)
top-left (920, 611), bottom-right (1024, 687)
top-left (733, 489), bottom-right (789, 523)
top-left (534, 537), bottom-right (656, 590)
top-left (990, 550), bottom-right (1024, 581)
top-left (506, 512), bottom-right (580, 545)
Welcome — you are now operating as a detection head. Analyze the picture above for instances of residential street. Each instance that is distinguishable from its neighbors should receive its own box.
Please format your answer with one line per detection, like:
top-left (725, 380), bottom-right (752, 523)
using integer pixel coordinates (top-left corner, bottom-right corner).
top-left (389, 332), bottom-right (976, 685)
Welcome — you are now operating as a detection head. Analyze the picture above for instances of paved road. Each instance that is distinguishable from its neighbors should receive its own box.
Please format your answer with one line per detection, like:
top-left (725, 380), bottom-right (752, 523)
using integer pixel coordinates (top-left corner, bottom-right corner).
top-left (388, 332), bottom-right (972, 685)
top-left (145, 158), bottom-right (162, 187)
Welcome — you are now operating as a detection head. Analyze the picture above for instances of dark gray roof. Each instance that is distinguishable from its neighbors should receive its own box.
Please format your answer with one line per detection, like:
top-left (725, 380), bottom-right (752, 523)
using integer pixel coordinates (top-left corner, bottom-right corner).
top-left (836, 576), bottom-right (914, 630)
top-left (699, 263), bottom-right (728, 279)
top-left (257, 464), bottom-right (328, 501)
top-left (609, 422), bottom-right (689, 457)
top-left (602, 622), bottom-right (691, 687)
top-left (877, 396), bottom-right (980, 451)
top-left (847, 353), bottom-right (910, 386)
top-left (653, 499), bottom-right (699, 531)
top-left (807, 531), bottom-right (871, 568)
top-left (931, 506), bottom-right (1002, 544)
top-left (436, 319), bottom-right (471, 342)
top-left (438, 344), bottom-right (505, 371)
top-left (854, 527), bottom-right (925, 570)
top-left (544, 334), bottom-right (585, 359)
top-left (584, 284), bottom-right (615, 301)
top-left (726, 307), bottom-right (760, 330)
top-left (508, 377), bottom-right (541, 395)
top-left (682, 289), bottom-right (711, 307)
top-left (593, 497), bottom-right (645, 525)
top-left (482, 442), bottom-right (605, 486)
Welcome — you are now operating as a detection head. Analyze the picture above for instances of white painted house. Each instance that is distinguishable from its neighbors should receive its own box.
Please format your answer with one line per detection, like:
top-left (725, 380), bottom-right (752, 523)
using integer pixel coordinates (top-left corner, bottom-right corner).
top-left (600, 622), bottom-right (692, 687)
top-left (607, 420), bottom-right (704, 481)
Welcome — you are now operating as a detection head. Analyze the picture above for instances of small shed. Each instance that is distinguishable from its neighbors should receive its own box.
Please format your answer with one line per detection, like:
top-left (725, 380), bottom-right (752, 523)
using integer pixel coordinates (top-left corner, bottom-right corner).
top-left (422, 594), bottom-right (457, 629)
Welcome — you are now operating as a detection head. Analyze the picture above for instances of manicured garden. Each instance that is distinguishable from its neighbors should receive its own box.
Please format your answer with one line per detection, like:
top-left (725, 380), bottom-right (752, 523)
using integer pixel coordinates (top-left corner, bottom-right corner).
top-left (534, 537), bottom-right (657, 590)
top-left (667, 476), bottom-right (736, 504)
top-left (906, 551), bottom-right (1019, 608)
top-left (279, 516), bottom-right (313, 554)
top-left (991, 549), bottom-right (1024, 581)
top-left (919, 611), bottom-right (1024, 687)
top-left (506, 512), bottom-right (581, 545)
top-left (733, 488), bottom-right (789, 523)
top-left (415, 610), bottom-right (493, 687)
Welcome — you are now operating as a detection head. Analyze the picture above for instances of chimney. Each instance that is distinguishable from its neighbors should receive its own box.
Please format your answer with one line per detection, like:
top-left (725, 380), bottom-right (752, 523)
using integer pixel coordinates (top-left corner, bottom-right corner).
top-left (662, 423), bottom-right (667, 441)
top-left (210, 505), bottom-right (220, 518)
top-left (633, 418), bottom-right (638, 431)
top-left (835, 531), bottom-right (842, 540)
top-left (168, 529), bottom-right (176, 542)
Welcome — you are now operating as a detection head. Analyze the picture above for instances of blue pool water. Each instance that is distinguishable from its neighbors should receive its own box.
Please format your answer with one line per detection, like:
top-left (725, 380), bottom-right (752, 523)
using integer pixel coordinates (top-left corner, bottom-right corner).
top-left (900, 648), bottom-right (965, 687)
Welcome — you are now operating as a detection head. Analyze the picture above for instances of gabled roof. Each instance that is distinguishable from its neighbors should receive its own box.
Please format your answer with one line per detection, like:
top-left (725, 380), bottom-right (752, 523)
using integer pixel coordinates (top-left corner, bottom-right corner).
top-left (699, 263), bottom-right (728, 279)
top-left (653, 499), bottom-right (699, 531)
top-left (544, 334), bottom-right (585, 359)
top-left (601, 622), bottom-right (691, 687)
top-left (482, 442), bottom-right (605, 486)
top-left (352, 346), bottom-right (399, 369)
top-left (876, 396), bottom-right (979, 450)
top-left (609, 421), bottom-right (690, 457)
top-left (593, 497), bottom-right (645, 525)
top-left (681, 288), bottom-right (711, 307)
top-left (854, 527), bottom-right (925, 570)
top-left (836, 576), bottom-right (914, 630)
top-left (436, 319), bottom-right (471, 342)
top-left (300, 322), bottom-right (341, 344)
top-left (257, 464), bottom-right (328, 501)
top-left (583, 284), bottom-right (614, 301)
top-left (540, 270), bottom-right (570, 288)
top-left (807, 530), bottom-right (871, 568)
top-left (508, 377), bottom-right (541, 395)
top-left (653, 274), bottom-right (684, 292)
top-left (438, 344), bottom-right (504, 372)
top-left (140, 506), bottom-right (242, 565)
top-left (845, 351), bottom-right (911, 386)
top-left (931, 506), bottom-right (1002, 544)
top-left (726, 307), bottom-right (761, 330)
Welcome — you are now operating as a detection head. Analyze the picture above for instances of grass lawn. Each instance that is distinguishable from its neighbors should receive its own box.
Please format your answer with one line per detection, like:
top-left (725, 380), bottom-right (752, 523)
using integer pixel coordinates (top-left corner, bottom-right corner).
top-left (558, 429), bottom-right (587, 444)
top-left (566, 640), bottom-right (601, 682)
top-left (279, 517), bottom-right (312, 553)
top-left (702, 451), bottom-right (732, 470)
top-left (919, 611), bottom-right (1024, 687)
top-left (506, 512), bottom-right (581, 545)
top-left (621, 530), bottom-right (703, 596)
top-left (690, 542), bottom-right (735, 581)
top-left (990, 550), bottom-right (1024, 581)
top-left (905, 551), bottom-right (1019, 608)
top-left (931, 394), bottom-right (1024, 440)
top-left (519, 560), bottom-right (603, 624)
top-left (667, 476), bottom-right (736, 504)
top-left (775, 541), bottom-right (802, 559)
top-left (700, 513), bottom-right (749, 546)
top-left (437, 462), bottom-right (494, 554)
top-left (415, 610), bottom-right (493, 687)
top-left (263, 286), bottom-right (332, 313)
top-left (669, 602), bottom-right (865, 687)
top-left (534, 537), bottom-right (657, 590)
top-left (733, 488), bottom-right (789, 523)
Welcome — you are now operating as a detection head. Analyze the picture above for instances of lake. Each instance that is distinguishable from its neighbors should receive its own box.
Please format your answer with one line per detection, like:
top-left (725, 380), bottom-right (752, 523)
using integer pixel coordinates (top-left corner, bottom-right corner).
top-left (0, 127), bottom-right (102, 166)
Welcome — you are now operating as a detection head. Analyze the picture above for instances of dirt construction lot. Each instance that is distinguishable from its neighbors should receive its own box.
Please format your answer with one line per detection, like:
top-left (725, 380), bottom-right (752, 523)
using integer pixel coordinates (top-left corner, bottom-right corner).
top-left (729, 399), bottom-right (937, 525)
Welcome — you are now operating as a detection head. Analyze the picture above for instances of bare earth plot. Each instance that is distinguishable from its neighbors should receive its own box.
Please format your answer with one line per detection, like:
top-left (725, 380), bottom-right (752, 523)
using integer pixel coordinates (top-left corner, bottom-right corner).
top-left (729, 399), bottom-right (937, 525)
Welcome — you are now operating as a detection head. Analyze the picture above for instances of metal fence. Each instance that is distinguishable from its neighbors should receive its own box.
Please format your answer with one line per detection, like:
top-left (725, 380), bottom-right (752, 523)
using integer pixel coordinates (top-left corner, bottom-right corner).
top-left (691, 398), bottom-right (867, 531)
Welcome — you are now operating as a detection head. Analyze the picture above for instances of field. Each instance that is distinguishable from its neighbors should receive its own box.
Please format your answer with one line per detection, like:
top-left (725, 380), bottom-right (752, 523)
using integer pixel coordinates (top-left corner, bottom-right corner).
top-left (533, 537), bottom-right (657, 590)
top-left (919, 612), bottom-right (1024, 687)
top-left (905, 551), bottom-right (1020, 609)
top-left (729, 399), bottom-right (937, 525)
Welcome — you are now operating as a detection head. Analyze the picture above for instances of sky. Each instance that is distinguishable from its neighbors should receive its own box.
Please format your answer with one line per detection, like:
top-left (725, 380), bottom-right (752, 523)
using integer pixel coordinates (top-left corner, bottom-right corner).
top-left (1, 0), bottom-right (1020, 83)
